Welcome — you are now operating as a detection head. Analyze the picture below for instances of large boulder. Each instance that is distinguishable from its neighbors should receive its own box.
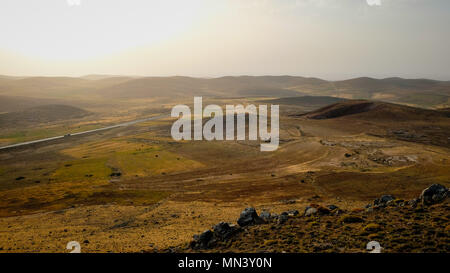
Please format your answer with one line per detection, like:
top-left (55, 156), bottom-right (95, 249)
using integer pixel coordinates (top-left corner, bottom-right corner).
top-left (237, 207), bottom-right (262, 227)
top-left (191, 230), bottom-right (213, 249)
top-left (419, 184), bottom-right (448, 206)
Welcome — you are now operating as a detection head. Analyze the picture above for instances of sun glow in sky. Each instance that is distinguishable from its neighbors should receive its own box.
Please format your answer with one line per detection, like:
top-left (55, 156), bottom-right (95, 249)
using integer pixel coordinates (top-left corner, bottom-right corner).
top-left (1, 0), bottom-right (212, 60)
top-left (1, 0), bottom-right (449, 79)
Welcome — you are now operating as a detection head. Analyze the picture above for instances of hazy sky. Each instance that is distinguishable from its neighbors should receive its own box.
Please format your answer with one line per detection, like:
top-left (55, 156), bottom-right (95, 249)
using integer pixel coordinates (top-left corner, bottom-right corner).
top-left (0, 0), bottom-right (449, 80)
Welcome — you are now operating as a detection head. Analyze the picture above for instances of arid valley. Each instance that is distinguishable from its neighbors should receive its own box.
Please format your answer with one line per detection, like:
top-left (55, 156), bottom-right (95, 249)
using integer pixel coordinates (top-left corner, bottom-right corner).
top-left (0, 75), bottom-right (449, 253)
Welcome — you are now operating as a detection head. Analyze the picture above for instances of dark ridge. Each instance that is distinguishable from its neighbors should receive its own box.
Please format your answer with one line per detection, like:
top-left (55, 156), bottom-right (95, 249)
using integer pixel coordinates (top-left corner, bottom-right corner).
top-left (261, 96), bottom-right (346, 106)
top-left (307, 101), bottom-right (375, 119)
top-left (0, 104), bottom-right (91, 127)
top-left (304, 100), bottom-right (449, 121)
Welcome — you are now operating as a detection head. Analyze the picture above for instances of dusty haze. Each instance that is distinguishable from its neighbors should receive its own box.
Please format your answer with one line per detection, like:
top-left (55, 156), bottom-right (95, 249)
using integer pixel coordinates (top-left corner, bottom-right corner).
top-left (1, 0), bottom-right (449, 80)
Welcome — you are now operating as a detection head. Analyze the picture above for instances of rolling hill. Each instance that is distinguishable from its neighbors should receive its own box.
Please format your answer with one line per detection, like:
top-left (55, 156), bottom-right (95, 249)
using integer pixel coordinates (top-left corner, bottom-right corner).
top-left (0, 95), bottom-right (64, 113)
top-left (302, 100), bottom-right (450, 147)
top-left (0, 104), bottom-right (91, 127)
top-left (304, 100), bottom-right (449, 121)
top-left (0, 75), bottom-right (448, 108)
top-left (260, 96), bottom-right (346, 107)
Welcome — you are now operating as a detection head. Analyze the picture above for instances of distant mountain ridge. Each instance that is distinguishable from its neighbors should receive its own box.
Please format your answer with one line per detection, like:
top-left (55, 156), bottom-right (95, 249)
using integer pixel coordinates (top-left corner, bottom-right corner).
top-left (0, 75), bottom-right (448, 108)
top-left (260, 96), bottom-right (346, 106)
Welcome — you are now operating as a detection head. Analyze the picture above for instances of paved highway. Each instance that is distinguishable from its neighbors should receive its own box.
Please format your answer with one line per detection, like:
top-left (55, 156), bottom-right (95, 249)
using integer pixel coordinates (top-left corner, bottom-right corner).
top-left (0, 115), bottom-right (167, 151)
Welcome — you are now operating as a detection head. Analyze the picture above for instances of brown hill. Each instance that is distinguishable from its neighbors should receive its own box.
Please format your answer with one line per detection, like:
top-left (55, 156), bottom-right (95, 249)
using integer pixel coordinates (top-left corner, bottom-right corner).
top-left (305, 100), bottom-right (449, 121)
top-left (0, 76), bottom-right (135, 98)
top-left (95, 76), bottom-right (311, 98)
top-left (261, 96), bottom-right (346, 107)
top-left (0, 104), bottom-right (91, 127)
top-left (303, 100), bottom-right (450, 147)
top-left (0, 95), bottom-right (64, 113)
top-left (81, 74), bottom-right (139, 80)
top-left (67, 75), bottom-right (450, 107)
top-left (0, 75), bottom-right (448, 108)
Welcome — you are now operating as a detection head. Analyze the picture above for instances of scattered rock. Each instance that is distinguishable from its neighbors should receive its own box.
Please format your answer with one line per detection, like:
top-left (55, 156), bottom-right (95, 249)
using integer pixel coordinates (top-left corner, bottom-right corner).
top-left (110, 172), bottom-right (122, 177)
top-left (304, 207), bottom-right (318, 217)
top-left (15, 176), bottom-right (25, 181)
top-left (408, 198), bottom-right (419, 208)
top-left (270, 213), bottom-right (279, 220)
top-left (327, 205), bottom-right (339, 211)
top-left (333, 209), bottom-right (345, 215)
top-left (259, 211), bottom-right (271, 220)
top-left (386, 199), bottom-right (396, 206)
top-left (373, 195), bottom-right (395, 207)
top-left (317, 206), bottom-right (331, 215)
top-left (278, 213), bottom-right (289, 224)
top-left (287, 210), bottom-right (299, 216)
top-left (419, 184), bottom-right (448, 206)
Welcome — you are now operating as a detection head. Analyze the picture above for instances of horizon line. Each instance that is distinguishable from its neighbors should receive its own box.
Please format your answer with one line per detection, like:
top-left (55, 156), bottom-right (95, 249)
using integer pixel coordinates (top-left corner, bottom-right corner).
top-left (1, 74), bottom-right (448, 82)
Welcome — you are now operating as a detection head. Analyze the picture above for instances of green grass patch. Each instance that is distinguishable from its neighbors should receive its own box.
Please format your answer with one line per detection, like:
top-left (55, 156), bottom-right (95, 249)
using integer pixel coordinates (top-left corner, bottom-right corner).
top-left (110, 149), bottom-right (203, 178)
top-left (52, 157), bottom-right (111, 183)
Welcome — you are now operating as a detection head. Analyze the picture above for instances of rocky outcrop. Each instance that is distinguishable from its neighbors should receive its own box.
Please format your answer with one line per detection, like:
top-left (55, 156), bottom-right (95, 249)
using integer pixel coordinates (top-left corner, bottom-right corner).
top-left (213, 222), bottom-right (239, 240)
top-left (189, 184), bottom-right (449, 251)
top-left (304, 204), bottom-right (339, 216)
top-left (190, 230), bottom-right (214, 249)
top-left (237, 207), bottom-right (263, 227)
top-left (366, 184), bottom-right (449, 210)
top-left (190, 223), bottom-right (240, 250)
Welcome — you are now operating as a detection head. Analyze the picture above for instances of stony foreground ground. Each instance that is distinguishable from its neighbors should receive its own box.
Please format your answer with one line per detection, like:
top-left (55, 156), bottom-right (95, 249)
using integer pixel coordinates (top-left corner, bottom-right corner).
top-left (171, 194), bottom-right (450, 253)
